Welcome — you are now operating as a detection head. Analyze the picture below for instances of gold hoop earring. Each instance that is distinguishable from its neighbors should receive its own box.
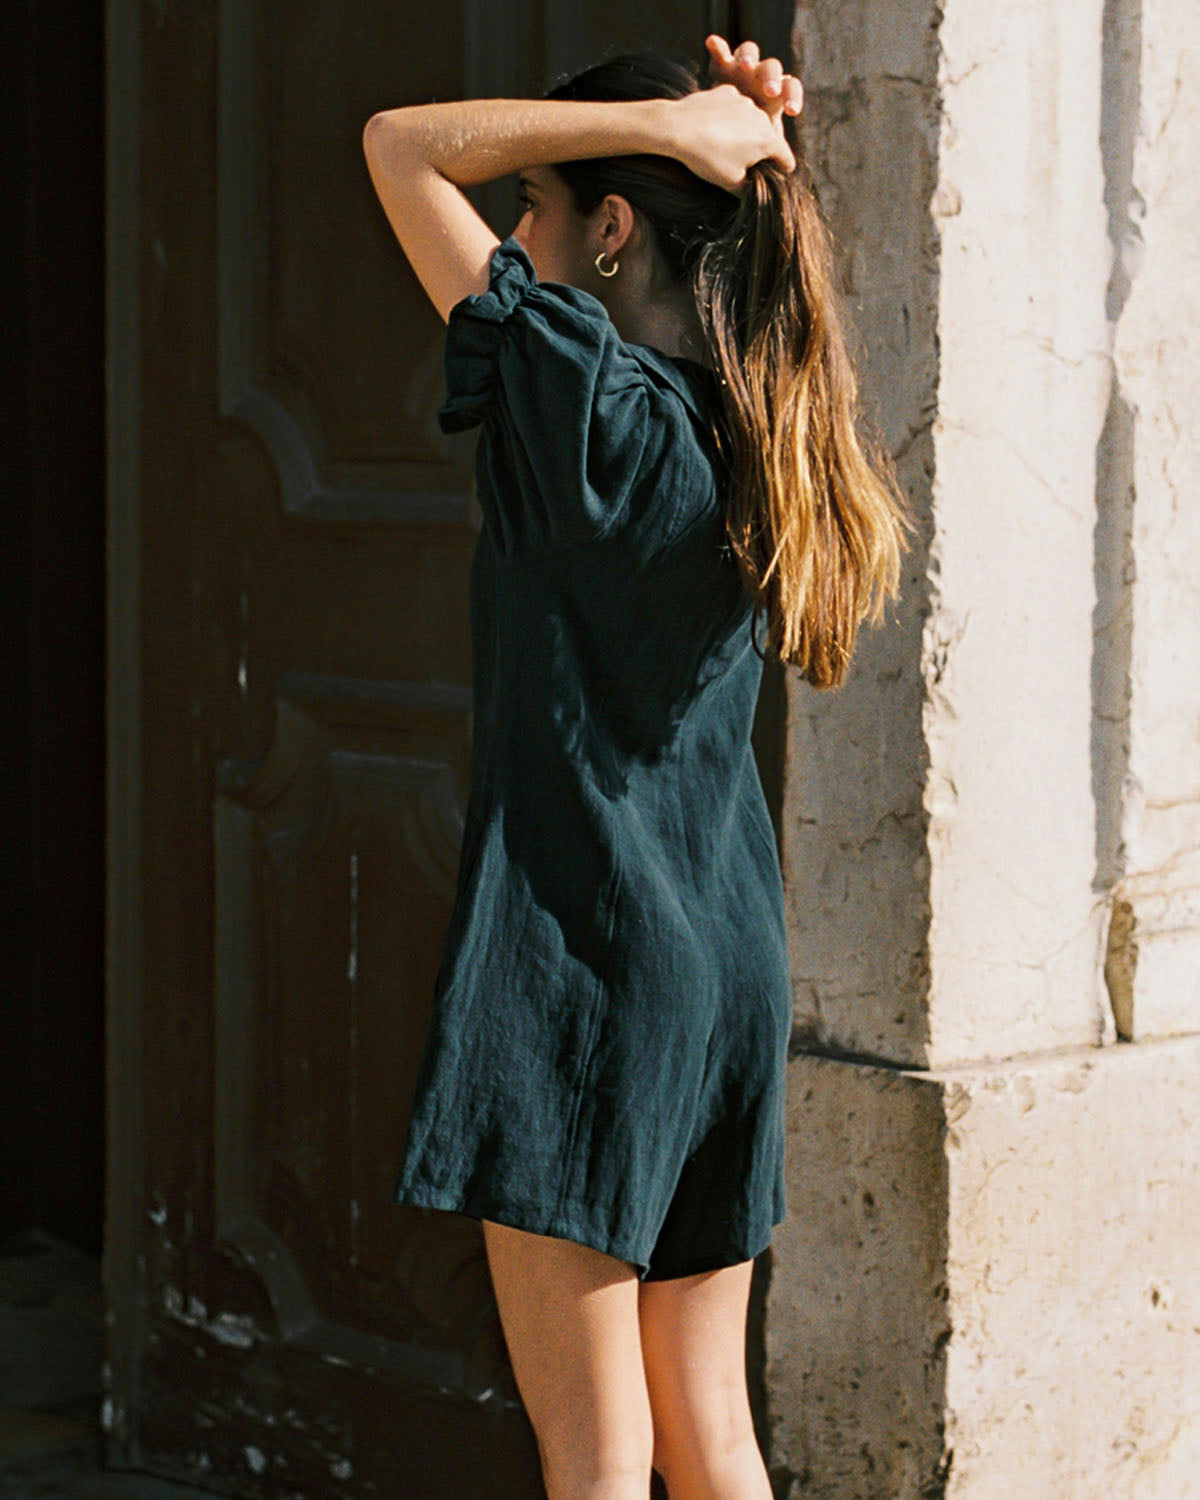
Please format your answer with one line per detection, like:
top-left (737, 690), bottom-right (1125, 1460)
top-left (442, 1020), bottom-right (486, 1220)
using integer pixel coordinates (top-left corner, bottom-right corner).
top-left (595, 249), bottom-right (619, 278)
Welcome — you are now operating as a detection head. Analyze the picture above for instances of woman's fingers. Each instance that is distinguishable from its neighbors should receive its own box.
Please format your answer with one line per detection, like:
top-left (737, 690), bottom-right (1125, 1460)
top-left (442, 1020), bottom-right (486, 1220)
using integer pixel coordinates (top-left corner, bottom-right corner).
top-left (704, 34), bottom-right (803, 117)
top-left (782, 75), bottom-right (804, 115)
top-left (705, 33), bottom-right (734, 67)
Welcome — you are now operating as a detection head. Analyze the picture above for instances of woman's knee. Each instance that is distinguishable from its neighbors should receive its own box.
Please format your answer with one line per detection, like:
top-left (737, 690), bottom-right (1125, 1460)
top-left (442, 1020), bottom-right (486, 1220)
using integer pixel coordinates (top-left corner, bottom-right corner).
top-left (653, 1430), bottom-right (771, 1500)
top-left (536, 1415), bottom-right (655, 1499)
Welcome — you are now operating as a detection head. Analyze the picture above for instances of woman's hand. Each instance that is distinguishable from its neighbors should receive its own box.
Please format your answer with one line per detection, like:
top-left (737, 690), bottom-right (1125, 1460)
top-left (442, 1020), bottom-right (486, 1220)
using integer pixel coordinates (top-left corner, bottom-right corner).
top-left (704, 34), bottom-right (805, 121)
top-left (668, 83), bottom-right (796, 193)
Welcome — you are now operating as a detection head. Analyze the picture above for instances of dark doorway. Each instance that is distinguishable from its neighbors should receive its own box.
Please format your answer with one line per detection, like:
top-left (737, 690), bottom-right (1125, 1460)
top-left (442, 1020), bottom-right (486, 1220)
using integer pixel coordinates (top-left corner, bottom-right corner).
top-left (0, 2), bottom-right (107, 1259)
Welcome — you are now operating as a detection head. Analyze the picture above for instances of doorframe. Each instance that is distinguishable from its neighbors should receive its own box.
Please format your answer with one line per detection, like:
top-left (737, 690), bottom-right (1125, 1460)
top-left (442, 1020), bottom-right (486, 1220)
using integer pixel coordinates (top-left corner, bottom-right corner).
top-left (104, 0), bottom-right (147, 1466)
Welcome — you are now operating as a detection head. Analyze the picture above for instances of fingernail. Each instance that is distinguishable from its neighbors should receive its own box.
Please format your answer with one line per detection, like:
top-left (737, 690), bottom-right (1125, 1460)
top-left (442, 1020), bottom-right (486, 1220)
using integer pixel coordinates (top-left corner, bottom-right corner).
top-left (766, 80), bottom-right (780, 94)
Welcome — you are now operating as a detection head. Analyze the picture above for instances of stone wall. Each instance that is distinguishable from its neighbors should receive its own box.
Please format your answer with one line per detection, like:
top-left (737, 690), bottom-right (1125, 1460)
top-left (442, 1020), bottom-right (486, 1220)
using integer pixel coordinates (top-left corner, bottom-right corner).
top-left (767, 2), bottom-right (1200, 1495)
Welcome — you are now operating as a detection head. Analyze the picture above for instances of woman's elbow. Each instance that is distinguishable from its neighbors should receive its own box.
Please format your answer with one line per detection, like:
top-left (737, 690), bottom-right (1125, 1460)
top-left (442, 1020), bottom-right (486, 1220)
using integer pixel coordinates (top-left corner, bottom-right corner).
top-left (362, 109), bottom-right (418, 163)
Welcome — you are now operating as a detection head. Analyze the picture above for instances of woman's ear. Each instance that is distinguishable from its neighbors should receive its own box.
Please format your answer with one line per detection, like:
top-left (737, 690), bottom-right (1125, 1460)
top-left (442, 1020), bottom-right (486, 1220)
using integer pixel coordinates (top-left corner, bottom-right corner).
top-left (598, 194), bottom-right (638, 258)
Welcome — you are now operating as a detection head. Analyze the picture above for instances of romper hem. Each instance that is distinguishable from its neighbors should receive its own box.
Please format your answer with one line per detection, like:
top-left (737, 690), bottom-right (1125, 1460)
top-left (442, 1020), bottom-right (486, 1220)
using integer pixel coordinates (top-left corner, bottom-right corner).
top-left (391, 1173), bottom-right (785, 1283)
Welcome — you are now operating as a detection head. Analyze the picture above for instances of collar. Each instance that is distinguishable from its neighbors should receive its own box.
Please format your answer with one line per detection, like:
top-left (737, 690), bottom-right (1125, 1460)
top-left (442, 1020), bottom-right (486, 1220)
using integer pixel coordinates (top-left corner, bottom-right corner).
top-left (623, 341), bottom-right (719, 422)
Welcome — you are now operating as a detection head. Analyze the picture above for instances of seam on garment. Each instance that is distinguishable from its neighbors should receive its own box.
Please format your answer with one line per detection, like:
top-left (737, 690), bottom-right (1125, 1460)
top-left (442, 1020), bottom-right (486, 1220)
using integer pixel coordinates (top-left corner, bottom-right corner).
top-left (551, 844), bottom-right (625, 1226)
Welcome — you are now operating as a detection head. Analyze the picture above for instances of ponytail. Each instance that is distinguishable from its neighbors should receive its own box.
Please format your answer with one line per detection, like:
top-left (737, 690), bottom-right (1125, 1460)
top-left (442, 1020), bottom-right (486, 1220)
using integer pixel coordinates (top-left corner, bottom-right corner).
top-left (694, 159), bottom-right (916, 687)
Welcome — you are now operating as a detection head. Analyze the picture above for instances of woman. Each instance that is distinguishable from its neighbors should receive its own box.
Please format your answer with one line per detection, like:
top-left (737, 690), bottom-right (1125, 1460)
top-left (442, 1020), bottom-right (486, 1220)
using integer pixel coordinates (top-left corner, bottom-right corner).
top-left (363, 33), bottom-right (913, 1500)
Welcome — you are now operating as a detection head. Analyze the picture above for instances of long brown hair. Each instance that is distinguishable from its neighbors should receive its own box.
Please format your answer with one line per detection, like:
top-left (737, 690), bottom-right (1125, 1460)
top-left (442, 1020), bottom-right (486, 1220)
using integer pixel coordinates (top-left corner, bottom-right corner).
top-left (544, 46), bottom-right (916, 689)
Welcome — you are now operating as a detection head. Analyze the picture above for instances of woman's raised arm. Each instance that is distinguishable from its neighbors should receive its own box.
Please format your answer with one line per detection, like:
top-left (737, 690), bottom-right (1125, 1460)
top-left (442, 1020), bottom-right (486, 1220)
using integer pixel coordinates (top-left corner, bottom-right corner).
top-left (361, 88), bottom-right (791, 323)
top-left (362, 97), bottom-right (671, 322)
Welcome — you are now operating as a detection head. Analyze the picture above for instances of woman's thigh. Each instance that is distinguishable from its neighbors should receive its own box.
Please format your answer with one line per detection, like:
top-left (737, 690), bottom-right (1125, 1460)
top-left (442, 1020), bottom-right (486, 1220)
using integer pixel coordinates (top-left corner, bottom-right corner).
top-left (636, 1259), bottom-right (759, 1473)
top-left (481, 1219), bottom-right (655, 1487)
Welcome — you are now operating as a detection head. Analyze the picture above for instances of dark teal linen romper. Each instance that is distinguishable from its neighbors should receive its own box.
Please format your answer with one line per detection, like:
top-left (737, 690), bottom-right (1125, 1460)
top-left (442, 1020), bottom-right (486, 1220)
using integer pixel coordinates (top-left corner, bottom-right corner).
top-left (391, 234), bottom-right (792, 1280)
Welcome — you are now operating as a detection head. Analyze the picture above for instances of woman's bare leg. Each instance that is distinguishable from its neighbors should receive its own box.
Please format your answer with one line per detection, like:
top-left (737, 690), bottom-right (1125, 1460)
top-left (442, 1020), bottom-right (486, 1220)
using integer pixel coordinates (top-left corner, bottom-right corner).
top-left (637, 1260), bottom-right (773, 1500)
top-left (482, 1218), bottom-right (655, 1500)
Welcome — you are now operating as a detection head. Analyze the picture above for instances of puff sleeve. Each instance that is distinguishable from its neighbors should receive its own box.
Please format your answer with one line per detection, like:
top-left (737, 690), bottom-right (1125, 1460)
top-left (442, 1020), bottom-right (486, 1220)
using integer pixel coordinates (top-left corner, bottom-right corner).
top-left (437, 234), bottom-right (655, 553)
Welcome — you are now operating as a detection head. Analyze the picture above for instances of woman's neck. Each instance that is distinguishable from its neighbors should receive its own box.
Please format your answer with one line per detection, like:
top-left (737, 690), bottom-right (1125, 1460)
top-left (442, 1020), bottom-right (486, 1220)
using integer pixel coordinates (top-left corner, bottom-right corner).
top-left (606, 266), bottom-right (712, 367)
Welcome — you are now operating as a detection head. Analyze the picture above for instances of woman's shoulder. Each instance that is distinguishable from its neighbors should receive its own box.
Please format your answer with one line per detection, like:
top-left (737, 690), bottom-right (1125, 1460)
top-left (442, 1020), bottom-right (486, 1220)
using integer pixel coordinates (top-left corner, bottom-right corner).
top-left (438, 235), bottom-right (725, 552)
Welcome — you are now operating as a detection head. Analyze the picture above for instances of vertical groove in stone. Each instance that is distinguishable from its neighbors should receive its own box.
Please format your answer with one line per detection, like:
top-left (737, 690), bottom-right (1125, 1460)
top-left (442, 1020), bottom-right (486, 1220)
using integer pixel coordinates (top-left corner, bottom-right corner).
top-left (1093, 0), bottom-right (1141, 1053)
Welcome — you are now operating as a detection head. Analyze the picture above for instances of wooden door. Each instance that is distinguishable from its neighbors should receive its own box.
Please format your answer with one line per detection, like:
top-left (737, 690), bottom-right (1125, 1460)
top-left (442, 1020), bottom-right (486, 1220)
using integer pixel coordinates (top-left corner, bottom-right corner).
top-left (105, 2), bottom-right (786, 1495)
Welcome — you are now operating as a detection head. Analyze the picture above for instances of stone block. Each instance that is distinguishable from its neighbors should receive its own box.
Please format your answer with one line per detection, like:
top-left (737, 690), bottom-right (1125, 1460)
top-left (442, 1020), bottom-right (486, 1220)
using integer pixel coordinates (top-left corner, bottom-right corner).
top-left (766, 1034), bottom-right (1200, 1498)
